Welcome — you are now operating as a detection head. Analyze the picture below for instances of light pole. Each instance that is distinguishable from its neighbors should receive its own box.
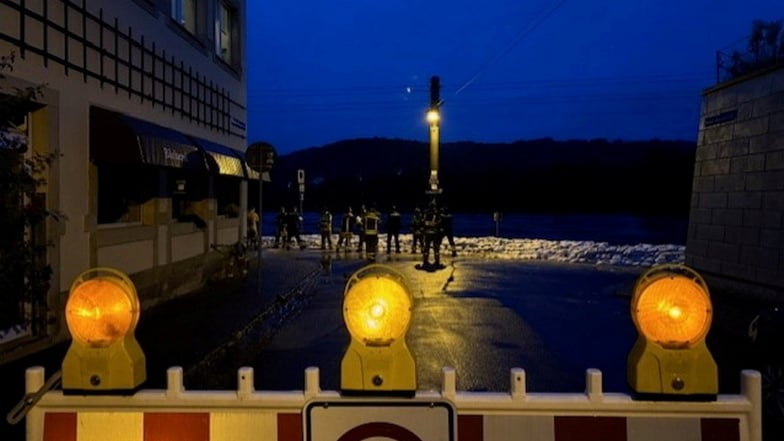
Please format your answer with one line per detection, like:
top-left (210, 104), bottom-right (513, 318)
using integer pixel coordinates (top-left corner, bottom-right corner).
top-left (426, 76), bottom-right (442, 197)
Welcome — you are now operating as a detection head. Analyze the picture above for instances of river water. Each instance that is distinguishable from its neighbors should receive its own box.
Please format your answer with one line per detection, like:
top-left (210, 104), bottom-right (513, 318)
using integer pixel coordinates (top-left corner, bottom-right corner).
top-left (262, 211), bottom-right (689, 246)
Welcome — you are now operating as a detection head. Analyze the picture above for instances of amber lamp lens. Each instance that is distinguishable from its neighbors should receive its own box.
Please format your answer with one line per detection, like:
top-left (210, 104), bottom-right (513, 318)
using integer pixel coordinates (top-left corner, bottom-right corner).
top-left (634, 276), bottom-right (711, 347)
top-left (344, 275), bottom-right (411, 346)
top-left (65, 278), bottom-right (137, 348)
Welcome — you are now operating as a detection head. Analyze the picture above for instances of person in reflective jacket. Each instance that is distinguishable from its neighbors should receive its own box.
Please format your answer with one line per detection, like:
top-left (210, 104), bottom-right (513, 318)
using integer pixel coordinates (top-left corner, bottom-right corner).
top-left (336, 206), bottom-right (354, 253)
top-left (319, 207), bottom-right (333, 250)
top-left (422, 201), bottom-right (443, 266)
top-left (362, 203), bottom-right (381, 260)
top-left (440, 205), bottom-right (456, 257)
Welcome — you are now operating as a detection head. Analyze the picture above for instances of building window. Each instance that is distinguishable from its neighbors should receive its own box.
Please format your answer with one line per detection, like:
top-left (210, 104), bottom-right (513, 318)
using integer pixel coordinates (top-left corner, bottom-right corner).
top-left (169, 169), bottom-right (208, 227)
top-left (171, 0), bottom-right (199, 36)
top-left (216, 1), bottom-right (238, 66)
top-left (97, 165), bottom-right (155, 224)
top-left (216, 176), bottom-right (241, 218)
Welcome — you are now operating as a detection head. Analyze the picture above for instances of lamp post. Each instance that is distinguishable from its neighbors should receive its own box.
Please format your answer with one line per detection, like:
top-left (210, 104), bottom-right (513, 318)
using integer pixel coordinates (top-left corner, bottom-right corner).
top-left (426, 76), bottom-right (442, 197)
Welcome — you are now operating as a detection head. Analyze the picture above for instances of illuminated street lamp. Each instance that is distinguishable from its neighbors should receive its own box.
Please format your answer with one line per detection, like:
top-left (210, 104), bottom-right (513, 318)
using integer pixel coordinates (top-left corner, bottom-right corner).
top-left (341, 264), bottom-right (416, 396)
top-left (426, 108), bottom-right (440, 124)
top-left (627, 264), bottom-right (717, 400)
top-left (426, 76), bottom-right (442, 195)
top-left (62, 267), bottom-right (146, 393)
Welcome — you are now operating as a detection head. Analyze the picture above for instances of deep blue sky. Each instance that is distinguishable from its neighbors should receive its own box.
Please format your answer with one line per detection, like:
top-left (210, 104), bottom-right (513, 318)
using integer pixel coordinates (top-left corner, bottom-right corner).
top-left (246, 1), bottom-right (782, 155)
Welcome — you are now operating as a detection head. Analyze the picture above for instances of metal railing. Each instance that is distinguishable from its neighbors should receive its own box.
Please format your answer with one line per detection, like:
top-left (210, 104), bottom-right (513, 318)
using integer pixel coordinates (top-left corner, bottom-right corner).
top-left (716, 21), bottom-right (784, 84)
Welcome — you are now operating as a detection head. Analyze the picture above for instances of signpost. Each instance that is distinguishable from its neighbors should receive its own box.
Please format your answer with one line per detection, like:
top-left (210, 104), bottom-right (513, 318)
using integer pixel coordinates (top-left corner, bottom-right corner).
top-left (297, 169), bottom-right (305, 215)
top-left (245, 142), bottom-right (276, 296)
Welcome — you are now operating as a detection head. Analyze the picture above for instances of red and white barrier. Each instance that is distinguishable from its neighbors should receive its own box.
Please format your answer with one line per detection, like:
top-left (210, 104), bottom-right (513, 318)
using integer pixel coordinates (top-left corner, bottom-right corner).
top-left (24, 366), bottom-right (762, 441)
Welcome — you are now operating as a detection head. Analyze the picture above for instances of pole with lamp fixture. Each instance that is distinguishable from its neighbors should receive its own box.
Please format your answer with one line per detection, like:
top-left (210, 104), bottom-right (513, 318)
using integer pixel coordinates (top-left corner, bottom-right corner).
top-left (426, 76), bottom-right (443, 200)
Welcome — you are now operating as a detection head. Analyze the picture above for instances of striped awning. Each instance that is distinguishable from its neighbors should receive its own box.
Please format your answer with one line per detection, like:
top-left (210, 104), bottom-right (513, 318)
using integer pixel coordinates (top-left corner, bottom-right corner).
top-left (90, 107), bottom-right (208, 171)
top-left (189, 136), bottom-right (247, 178)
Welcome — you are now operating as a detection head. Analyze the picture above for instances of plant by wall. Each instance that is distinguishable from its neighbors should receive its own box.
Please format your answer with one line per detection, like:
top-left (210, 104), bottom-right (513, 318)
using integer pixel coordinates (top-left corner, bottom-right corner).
top-left (0, 52), bottom-right (62, 336)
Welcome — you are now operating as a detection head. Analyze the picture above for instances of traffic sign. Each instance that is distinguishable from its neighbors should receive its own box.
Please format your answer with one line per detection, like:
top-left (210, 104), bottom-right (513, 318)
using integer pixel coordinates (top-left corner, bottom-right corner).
top-left (305, 399), bottom-right (455, 441)
top-left (245, 142), bottom-right (277, 172)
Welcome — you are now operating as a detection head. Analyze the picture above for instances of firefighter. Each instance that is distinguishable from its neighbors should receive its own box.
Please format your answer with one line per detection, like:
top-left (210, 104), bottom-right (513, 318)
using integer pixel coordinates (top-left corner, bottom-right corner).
top-left (386, 205), bottom-right (402, 254)
top-left (362, 203), bottom-right (381, 260)
top-left (441, 205), bottom-right (456, 257)
top-left (410, 207), bottom-right (424, 254)
top-left (273, 206), bottom-right (288, 248)
top-left (319, 207), bottom-right (333, 250)
top-left (422, 201), bottom-right (443, 266)
top-left (286, 206), bottom-right (305, 250)
top-left (336, 206), bottom-right (354, 253)
top-left (246, 207), bottom-right (260, 250)
top-left (355, 204), bottom-right (367, 253)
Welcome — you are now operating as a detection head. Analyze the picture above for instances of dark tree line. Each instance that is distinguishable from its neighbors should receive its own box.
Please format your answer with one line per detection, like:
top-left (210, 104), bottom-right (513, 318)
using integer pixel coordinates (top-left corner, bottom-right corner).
top-left (265, 137), bottom-right (696, 216)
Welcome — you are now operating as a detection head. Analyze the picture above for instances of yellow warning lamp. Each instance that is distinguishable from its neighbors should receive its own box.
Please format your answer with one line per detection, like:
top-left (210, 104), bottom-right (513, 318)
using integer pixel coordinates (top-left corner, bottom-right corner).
top-left (62, 267), bottom-right (146, 393)
top-left (341, 264), bottom-right (416, 396)
top-left (627, 264), bottom-right (717, 400)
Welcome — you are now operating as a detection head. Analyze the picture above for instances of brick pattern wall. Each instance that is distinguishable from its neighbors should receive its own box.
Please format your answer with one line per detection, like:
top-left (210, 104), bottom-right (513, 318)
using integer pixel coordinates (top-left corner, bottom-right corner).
top-left (685, 66), bottom-right (784, 296)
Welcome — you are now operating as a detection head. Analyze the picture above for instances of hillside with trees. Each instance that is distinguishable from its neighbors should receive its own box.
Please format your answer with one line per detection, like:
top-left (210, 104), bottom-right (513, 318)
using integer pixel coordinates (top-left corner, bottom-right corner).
top-left (264, 137), bottom-right (696, 216)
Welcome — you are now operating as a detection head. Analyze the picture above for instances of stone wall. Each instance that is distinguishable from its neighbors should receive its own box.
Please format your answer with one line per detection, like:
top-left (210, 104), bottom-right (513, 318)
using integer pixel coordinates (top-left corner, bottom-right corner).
top-left (685, 65), bottom-right (784, 300)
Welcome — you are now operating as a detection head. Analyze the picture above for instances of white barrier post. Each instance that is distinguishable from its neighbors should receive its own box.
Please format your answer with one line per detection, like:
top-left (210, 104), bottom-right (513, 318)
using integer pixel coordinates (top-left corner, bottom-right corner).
top-left (305, 367), bottom-right (321, 399)
top-left (25, 367), bottom-right (45, 441)
top-left (238, 367), bottom-right (254, 399)
top-left (510, 368), bottom-right (526, 400)
top-left (441, 367), bottom-right (456, 400)
top-left (166, 367), bottom-right (184, 398)
top-left (741, 369), bottom-right (762, 441)
top-left (585, 369), bottom-right (603, 402)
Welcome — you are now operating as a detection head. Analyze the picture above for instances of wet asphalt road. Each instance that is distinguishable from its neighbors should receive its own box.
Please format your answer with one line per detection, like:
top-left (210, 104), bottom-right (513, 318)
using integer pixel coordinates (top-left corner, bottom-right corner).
top-left (1, 250), bottom-right (772, 441)
top-left (243, 254), bottom-right (752, 397)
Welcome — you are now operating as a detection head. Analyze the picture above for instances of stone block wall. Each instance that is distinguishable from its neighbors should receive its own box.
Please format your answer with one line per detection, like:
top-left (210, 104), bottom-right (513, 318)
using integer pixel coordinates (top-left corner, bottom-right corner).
top-left (685, 66), bottom-right (784, 300)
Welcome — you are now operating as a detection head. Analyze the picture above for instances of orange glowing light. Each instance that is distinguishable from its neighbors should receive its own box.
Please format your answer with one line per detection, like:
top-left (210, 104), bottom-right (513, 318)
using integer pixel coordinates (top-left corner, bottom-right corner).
top-left (65, 277), bottom-right (138, 348)
top-left (633, 275), bottom-right (711, 348)
top-left (344, 275), bottom-right (411, 346)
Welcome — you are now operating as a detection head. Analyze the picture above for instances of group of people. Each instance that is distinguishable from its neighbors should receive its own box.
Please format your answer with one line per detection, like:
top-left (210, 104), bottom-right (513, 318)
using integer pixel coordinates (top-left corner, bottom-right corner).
top-left (328, 200), bottom-right (456, 265)
top-left (333, 204), bottom-right (383, 259)
top-left (410, 201), bottom-right (456, 267)
top-left (271, 206), bottom-right (306, 250)
top-left (249, 202), bottom-right (456, 265)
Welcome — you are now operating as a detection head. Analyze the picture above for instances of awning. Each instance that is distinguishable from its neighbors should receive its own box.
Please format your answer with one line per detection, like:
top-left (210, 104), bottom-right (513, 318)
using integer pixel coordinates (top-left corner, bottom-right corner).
top-left (189, 136), bottom-right (247, 178)
top-left (90, 107), bottom-right (208, 171)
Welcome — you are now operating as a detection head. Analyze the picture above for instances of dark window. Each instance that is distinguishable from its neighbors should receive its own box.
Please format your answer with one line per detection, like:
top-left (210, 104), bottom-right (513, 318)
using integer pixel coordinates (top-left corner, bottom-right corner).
top-left (216, 1), bottom-right (239, 66)
top-left (170, 0), bottom-right (205, 40)
top-left (216, 176), bottom-right (241, 218)
top-left (169, 169), bottom-right (208, 226)
top-left (97, 165), bottom-right (158, 224)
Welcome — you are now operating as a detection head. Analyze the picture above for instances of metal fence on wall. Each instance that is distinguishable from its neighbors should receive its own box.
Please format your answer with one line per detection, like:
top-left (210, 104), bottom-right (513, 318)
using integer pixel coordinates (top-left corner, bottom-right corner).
top-left (715, 23), bottom-right (784, 84)
top-left (0, 0), bottom-right (245, 138)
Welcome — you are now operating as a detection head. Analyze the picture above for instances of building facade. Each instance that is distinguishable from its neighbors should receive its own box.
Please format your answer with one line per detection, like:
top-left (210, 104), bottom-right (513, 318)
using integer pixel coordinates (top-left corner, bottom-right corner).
top-left (0, 0), bottom-right (249, 361)
top-left (686, 65), bottom-right (784, 300)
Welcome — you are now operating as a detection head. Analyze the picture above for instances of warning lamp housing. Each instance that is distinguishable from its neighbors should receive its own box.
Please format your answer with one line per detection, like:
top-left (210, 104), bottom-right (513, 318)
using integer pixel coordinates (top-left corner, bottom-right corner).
top-left (627, 264), bottom-right (717, 400)
top-left (62, 267), bottom-right (146, 393)
top-left (341, 264), bottom-right (416, 396)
